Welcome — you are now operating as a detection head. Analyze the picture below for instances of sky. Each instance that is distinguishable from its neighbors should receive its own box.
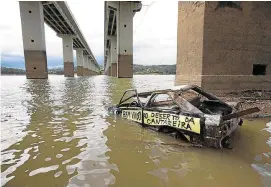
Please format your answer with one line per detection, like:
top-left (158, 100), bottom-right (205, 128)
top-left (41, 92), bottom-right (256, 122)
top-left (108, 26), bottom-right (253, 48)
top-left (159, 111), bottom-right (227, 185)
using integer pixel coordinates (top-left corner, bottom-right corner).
top-left (0, 0), bottom-right (178, 69)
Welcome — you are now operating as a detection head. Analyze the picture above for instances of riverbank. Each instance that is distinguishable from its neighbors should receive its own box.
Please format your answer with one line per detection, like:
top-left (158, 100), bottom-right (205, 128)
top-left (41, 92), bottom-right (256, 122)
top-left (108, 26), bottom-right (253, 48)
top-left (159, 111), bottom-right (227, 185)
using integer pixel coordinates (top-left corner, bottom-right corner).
top-left (216, 90), bottom-right (271, 118)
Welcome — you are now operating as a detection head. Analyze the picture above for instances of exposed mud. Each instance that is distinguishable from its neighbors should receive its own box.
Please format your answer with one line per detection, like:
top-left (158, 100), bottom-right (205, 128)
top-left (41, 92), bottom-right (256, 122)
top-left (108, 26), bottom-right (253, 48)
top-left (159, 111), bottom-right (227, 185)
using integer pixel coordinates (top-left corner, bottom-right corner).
top-left (216, 90), bottom-right (271, 118)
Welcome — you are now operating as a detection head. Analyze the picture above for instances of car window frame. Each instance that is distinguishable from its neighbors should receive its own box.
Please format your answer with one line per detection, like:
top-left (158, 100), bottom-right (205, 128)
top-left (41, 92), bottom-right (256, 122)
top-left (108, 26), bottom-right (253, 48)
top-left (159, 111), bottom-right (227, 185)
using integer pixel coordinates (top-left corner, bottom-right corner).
top-left (118, 89), bottom-right (143, 107)
top-left (144, 92), bottom-right (180, 110)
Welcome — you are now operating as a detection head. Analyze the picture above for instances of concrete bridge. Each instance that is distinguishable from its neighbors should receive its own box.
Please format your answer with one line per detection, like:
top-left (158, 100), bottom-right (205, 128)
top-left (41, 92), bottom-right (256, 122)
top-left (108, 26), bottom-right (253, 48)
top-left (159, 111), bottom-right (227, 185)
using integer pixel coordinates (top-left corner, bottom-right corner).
top-left (104, 1), bottom-right (142, 78)
top-left (19, 1), bottom-right (100, 79)
top-left (103, 1), bottom-right (270, 91)
top-left (19, 1), bottom-right (270, 91)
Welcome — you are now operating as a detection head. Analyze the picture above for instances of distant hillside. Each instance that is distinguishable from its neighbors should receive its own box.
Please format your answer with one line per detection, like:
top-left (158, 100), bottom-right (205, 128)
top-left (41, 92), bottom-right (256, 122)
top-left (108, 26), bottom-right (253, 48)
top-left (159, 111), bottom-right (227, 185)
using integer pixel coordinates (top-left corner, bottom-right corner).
top-left (133, 64), bottom-right (176, 75)
top-left (48, 68), bottom-right (64, 75)
top-left (1, 67), bottom-right (67, 75)
top-left (1, 64), bottom-right (176, 75)
top-left (100, 64), bottom-right (176, 75)
top-left (1, 67), bottom-right (25, 75)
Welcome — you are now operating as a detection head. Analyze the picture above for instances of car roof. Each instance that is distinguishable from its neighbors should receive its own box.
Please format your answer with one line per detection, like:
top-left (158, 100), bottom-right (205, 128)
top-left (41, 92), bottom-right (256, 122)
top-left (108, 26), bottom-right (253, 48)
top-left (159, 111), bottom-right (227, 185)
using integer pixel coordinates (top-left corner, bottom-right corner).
top-left (137, 85), bottom-right (198, 96)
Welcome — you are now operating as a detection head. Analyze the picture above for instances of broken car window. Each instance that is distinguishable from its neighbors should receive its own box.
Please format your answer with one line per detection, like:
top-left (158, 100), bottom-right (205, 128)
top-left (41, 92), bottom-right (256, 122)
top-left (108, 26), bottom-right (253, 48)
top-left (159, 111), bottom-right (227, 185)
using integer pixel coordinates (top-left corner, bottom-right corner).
top-left (148, 93), bottom-right (180, 111)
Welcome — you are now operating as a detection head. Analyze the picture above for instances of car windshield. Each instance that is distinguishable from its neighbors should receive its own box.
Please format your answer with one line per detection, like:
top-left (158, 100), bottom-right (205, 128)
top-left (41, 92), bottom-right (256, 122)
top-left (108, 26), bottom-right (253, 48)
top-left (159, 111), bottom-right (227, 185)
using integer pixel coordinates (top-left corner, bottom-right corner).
top-left (149, 94), bottom-right (178, 108)
top-left (119, 90), bottom-right (137, 105)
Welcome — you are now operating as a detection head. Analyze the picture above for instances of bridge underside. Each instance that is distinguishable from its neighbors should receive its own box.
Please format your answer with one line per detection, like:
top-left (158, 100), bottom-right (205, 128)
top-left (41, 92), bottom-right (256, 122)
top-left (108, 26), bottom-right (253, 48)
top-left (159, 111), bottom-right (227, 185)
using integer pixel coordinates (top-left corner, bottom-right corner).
top-left (176, 1), bottom-right (271, 91)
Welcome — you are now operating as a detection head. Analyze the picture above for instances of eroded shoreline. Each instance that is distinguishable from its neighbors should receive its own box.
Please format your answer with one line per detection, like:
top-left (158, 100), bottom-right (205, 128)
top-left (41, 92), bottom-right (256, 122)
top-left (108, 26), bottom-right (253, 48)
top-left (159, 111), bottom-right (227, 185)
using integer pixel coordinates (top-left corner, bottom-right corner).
top-left (216, 90), bottom-right (271, 118)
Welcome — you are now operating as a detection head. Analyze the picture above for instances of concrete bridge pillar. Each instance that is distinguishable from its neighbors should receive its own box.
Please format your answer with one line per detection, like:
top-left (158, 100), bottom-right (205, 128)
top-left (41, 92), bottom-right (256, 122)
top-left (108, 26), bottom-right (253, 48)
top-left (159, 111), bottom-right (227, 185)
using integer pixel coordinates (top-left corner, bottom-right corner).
top-left (59, 35), bottom-right (74, 77)
top-left (111, 36), bottom-right (117, 77)
top-left (108, 67), bottom-right (112, 76)
top-left (91, 59), bottom-right (96, 76)
top-left (175, 1), bottom-right (271, 91)
top-left (117, 2), bottom-right (134, 78)
top-left (88, 57), bottom-right (93, 76)
top-left (83, 55), bottom-right (89, 76)
top-left (107, 49), bottom-right (112, 76)
top-left (105, 63), bottom-right (110, 76)
top-left (76, 48), bottom-right (84, 76)
top-left (88, 56), bottom-right (93, 76)
top-left (94, 61), bottom-right (99, 75)
top-left (19, 1), bottom-right (48, 79)
top-left (85, 57), bottom-right (89, 76)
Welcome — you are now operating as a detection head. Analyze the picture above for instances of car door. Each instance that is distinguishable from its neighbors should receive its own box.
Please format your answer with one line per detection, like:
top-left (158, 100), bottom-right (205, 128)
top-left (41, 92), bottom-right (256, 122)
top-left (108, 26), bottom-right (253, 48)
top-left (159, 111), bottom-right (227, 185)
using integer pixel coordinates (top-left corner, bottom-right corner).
top-left (143, 92), bottom-right (180, 126)
top-left (142, 92), bottom-right (201, 135)
top-left (119, 90), bottom-right (143, 123)
top-left (121, 106), bottom-right (143, 123)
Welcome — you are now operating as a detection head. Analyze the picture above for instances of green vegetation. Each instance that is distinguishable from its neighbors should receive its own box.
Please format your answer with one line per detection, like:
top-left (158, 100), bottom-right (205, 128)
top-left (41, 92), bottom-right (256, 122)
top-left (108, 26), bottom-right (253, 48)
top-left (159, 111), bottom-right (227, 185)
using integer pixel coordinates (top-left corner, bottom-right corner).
top-left (133, 64), bottom-right (176, 75)
top-left (48, 68), bottom-right (64, 75)
top-left (1, 64), bottom-right (176, 75)
top-left (1, 67), bottom-right (72, 75)
top-left (1, 67), bottom-right (25, 75)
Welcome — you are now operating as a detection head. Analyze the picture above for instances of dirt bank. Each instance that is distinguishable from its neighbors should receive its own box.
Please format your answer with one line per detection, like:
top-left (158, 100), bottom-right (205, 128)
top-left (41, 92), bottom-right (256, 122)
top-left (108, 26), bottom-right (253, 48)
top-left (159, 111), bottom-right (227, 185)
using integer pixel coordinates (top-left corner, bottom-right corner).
top-left (215, 90), bottom-right (271, 118)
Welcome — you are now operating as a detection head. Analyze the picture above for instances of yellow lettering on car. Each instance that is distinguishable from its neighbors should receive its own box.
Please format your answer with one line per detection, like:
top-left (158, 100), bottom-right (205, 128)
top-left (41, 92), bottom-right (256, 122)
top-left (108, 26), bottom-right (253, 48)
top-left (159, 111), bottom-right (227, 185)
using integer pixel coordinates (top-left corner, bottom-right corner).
top-left (143, 111), bottom-right (200, 134)
top-left (122, 109), bottom-right (142, 123)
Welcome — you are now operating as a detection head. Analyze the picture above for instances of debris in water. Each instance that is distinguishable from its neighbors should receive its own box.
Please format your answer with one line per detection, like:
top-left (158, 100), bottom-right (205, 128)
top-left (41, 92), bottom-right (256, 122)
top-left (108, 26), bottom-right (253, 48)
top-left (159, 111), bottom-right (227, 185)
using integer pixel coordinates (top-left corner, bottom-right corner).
top-left (108, 85), bottom-right (260, 149)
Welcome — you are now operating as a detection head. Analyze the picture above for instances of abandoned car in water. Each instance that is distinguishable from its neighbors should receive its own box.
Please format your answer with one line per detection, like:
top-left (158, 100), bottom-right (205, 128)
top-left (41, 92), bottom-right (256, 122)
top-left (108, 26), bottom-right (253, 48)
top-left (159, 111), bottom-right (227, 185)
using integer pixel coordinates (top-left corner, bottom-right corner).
top-left (108, 85), bottom-right (260, 148)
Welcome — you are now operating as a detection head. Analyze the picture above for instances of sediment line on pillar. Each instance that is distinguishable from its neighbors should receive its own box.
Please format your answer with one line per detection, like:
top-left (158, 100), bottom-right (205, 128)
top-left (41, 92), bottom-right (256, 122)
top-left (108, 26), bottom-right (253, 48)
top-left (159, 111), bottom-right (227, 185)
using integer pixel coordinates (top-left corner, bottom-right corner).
top-left (117, 55), bottom-right (133, 78)
top-left (64, 62), bottom-right (74, 77)
top-left (111, 63), bottom-right (117, 77)
top-left (77, 66), bottom-right (83, 76)
top-left (83, 68), bottom-right (88, 76)
top-left (24, 50), bottom-right (48, 79)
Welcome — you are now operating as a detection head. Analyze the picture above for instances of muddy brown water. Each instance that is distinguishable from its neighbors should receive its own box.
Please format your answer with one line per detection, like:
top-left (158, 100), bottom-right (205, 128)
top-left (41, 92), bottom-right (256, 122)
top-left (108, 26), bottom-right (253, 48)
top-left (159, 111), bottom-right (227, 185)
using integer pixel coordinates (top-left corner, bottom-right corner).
top-left (1, 75), bottom-right (270, 187)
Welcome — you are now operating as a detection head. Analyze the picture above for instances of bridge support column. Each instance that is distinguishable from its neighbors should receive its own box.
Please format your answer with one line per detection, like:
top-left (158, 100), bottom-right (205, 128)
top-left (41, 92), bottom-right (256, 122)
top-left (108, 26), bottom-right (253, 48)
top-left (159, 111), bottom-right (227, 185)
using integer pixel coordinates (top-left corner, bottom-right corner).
top-left (95, 62), bottom-right (99, 75)
top-left (108, 66), bottom-right (112, 76)
top-left (91, 60), bottom-right (96, 76)
top-left (85, 57), bottom-right (89, 76)
top-left (88, 57), bottom-right (93, 76)
top-left (76, 49), bottom-right (84, 76)
top-left (107, 48), bottom-right (112, 76)
top-left (111, 36), bottom-right (117, 77)
top-left (19, 1), bottom-right (48, 79)
top-left (89, 57), bottom-right (93, 76)
top-left (111, 63), bottom-right (117, 77)
top-left (90, 59), bottom-right (95, 76)
top-left (117, 2), bottom-right (134, 78)
top-left (175, 2), bottom-right (271, 91)
top-left (83, 55), bottom-right (88, 76)
top-left (105, 67), bottom-right (110, 76)
top-left (60, 35), bottom-right (74, 77)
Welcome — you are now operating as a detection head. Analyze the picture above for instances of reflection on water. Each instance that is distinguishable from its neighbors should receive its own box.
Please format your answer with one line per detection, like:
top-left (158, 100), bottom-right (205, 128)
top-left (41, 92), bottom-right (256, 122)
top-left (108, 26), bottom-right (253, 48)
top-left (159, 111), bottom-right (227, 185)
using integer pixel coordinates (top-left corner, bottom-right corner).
top-left (1, 75), bottom-right (270, 187)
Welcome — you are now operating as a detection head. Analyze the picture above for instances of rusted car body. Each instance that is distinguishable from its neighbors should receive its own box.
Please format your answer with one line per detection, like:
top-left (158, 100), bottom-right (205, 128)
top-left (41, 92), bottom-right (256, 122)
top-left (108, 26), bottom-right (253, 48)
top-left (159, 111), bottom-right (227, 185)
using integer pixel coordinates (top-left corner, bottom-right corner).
top-left (109, 85), bottom-right (259, 148)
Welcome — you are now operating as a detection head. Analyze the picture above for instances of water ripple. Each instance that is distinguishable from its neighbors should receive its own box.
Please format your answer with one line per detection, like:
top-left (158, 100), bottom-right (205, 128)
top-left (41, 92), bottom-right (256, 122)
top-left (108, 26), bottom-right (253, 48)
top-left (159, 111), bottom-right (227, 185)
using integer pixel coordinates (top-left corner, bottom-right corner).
top-left (1, 75), bottom-right (270, 187)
